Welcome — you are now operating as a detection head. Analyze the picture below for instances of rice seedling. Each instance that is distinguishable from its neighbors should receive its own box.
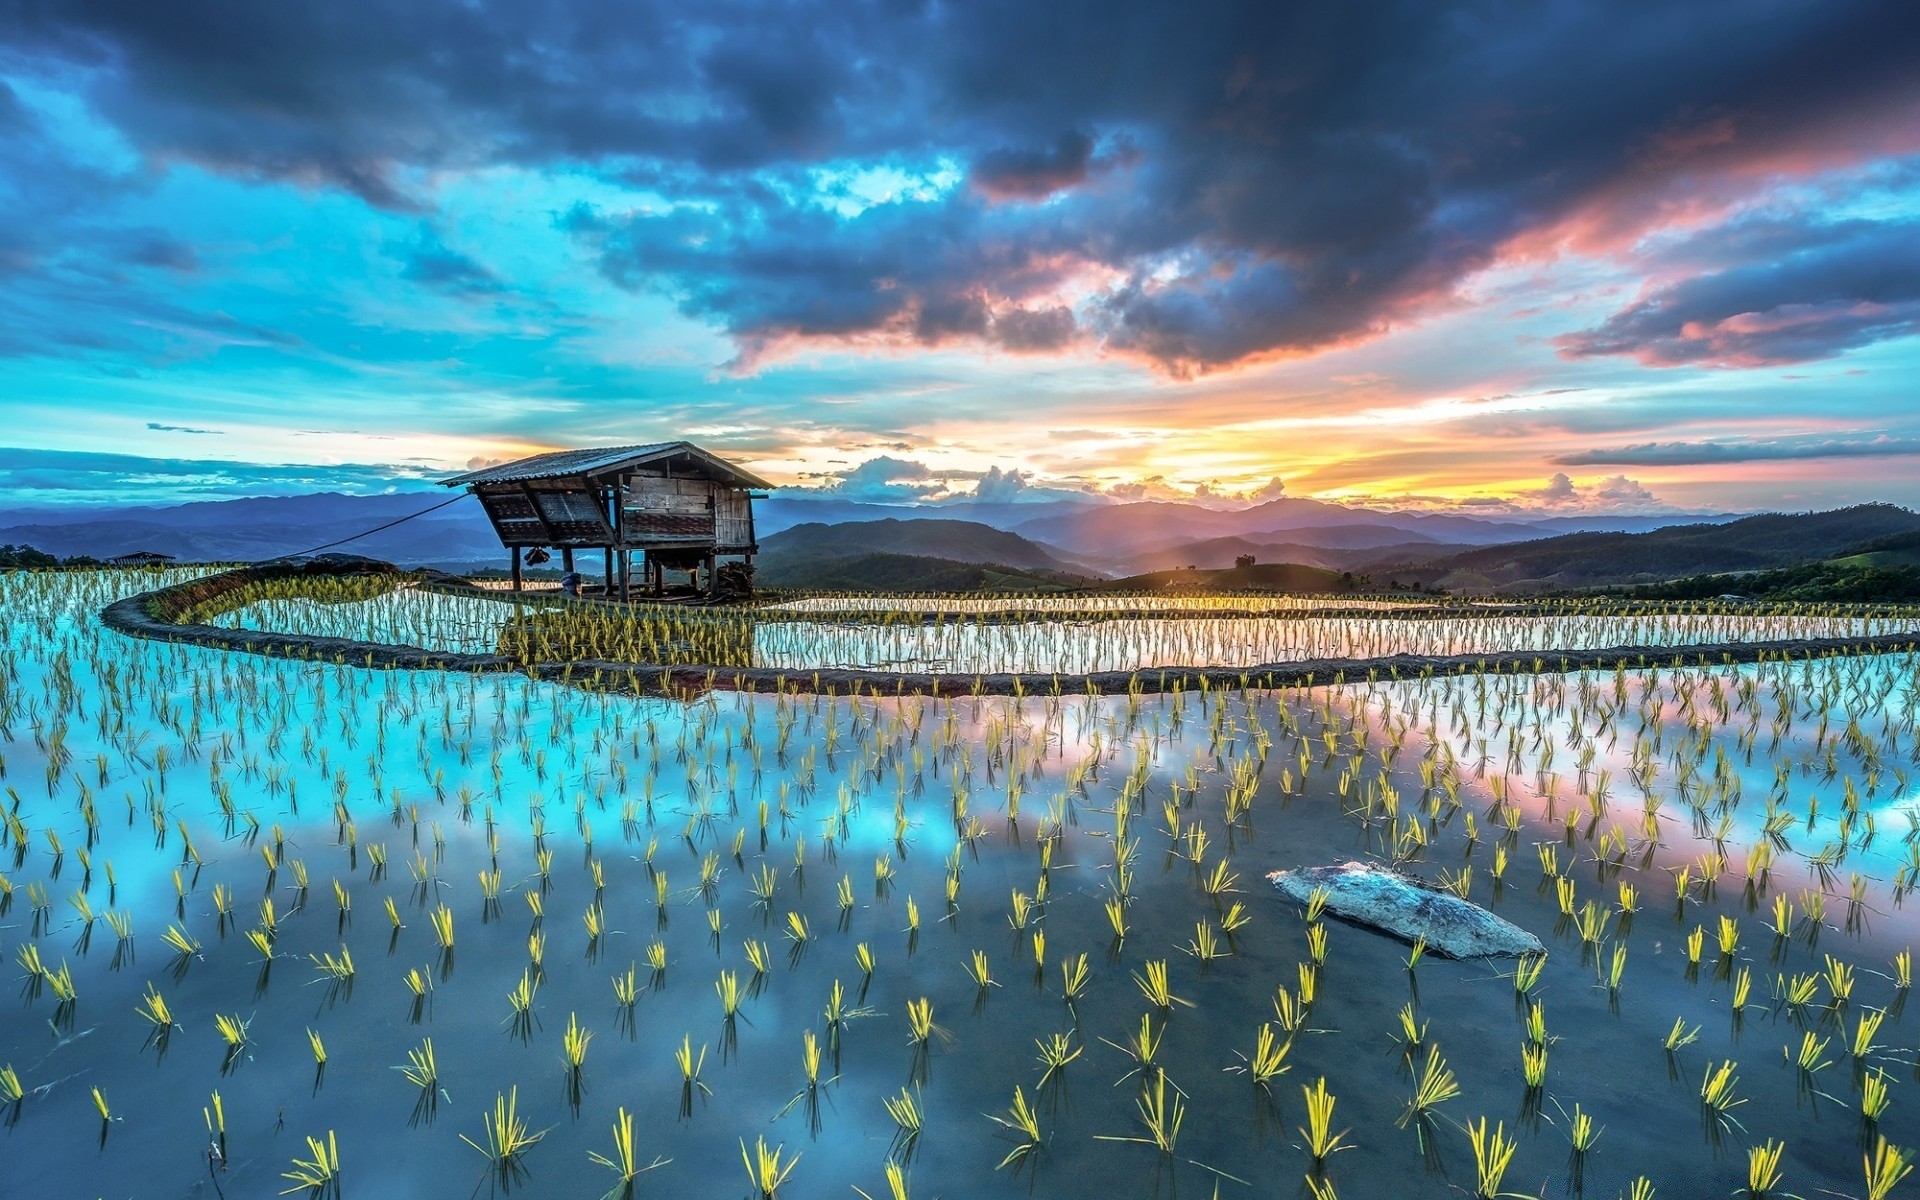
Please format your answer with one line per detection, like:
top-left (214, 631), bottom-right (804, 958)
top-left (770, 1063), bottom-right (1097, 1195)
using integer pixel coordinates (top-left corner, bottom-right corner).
top-left (1716, 915), bottom-right (1740, 956)
top-left (1664, 1017), bottom-right (1701, 1052)
top-left (1745, 1138), bottom-right (1786, 1198)
top-left (1133, 960), bottom-right (1194, 1010)
top-left (1512, 953), bottom-right (1546, 996)
top-left (308, 946), bottom-right (355, 982)
top-left (1864, 1136), bottom-right (1915, 1200)
top-left (1861, 1068), bottom-right (1892, 1124)
top-left (1299, 1077), bottom-right (1350, 1165)
top-left (1564, 1103), bottom-right (1602, 1153)
top-left (1306, 921), bottom-right (1328, 965)
top-left (91, 1086), bottom-right (111, 1121)
top-left (1397, 1044), bottom-right (1459, 1131)
top-left (1521, 1043), bottom-right (1548, 1089)
top-left (213, 1013), bottom-right (249, 1050)
top-left (1461, 1116), bottom-right (1521, 1199)
top-left (398, 1038), bottom-right (437, 1090)
top-left (1851, 1009), bottom-right (1885, 1058)
top-left (0, 1064), bottom-right (24, 1105)
top-left (588, 1107), bottom-right (667, 1195)
top-left (884, 1086), bottom-right (923, 1145)
top-left (461, 1087), bottom-right (547, 1176)
top-left (562, 1011), bottom-right (593, 1075)
top-left (964, 949), bottom-right (997, 990)
top-left (429, 905), bottom-right (455, 950)
top-left (1824, 954), bottom-right (1855, 1004)
top-left (1700, 1060), bottom-right (1746, 1120)
top-left (161, 923), bottom-right (200, 958)
top-left (741, 1136), bottom-right (800, 1198)
top-left (279, 1130), bottom-right (341, 1197)
top-left (987, 1086), bottom-right (1044, 1169)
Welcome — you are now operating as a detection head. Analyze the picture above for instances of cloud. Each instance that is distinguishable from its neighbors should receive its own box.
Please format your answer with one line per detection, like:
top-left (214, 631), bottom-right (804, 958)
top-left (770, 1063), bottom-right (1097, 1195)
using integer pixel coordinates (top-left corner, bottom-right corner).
top-left (9, 1), bottom-right (1917, 374)
top-left (971, 132), bottom-right (1097, 201)
top-left (1555, 434), bottom-right (1920, 466)
top-left (0, 447), bottom-right (442, 506)
top-left (1558, 217), bottom-right (1920, 367)
top-left (1518, 472), bottom-right (1664, 512)
top-left (392, 226), bottom-right (505, 294)
top-left (970, 465), bottom-right (1027, 503)
top-left (146, 422), bottom-right (223, 434)
top-left (786, 455), bottom-right (947, 502)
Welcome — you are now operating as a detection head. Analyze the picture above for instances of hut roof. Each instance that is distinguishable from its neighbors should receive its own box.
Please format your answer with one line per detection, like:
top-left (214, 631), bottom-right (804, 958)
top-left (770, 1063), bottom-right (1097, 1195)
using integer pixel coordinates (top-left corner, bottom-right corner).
top-left (440, 441), bottom-right (772, 490)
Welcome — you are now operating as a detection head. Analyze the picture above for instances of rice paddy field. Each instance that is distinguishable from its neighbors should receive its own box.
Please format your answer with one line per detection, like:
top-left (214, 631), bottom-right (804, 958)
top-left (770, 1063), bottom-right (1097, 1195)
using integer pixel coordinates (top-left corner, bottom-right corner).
top-left (5, 566), bottom-right (1920, 1199)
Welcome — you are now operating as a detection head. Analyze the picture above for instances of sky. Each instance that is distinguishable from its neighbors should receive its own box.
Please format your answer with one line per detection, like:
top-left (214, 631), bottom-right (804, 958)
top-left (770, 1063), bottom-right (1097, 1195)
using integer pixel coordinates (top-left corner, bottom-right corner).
top-left (2, 0), bottom-right (1919, 515)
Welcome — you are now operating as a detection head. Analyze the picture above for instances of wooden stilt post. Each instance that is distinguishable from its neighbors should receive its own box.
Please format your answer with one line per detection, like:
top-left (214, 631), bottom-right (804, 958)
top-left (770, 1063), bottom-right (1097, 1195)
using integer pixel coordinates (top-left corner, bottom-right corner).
top-left (510, 546), bottom-right (523, 592)
top-left (561, 548), bottom-right (574, 573)
top-left (603, 547), bottom-right (613, 595)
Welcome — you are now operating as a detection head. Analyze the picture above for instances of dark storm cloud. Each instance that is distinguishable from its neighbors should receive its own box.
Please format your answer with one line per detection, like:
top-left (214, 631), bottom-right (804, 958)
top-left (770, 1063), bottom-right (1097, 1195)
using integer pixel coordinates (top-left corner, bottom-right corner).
top-left (7, 0), bottom-right (1920, 372)
top-left (392, 226), bottom-right (504, 293)
top-left (1555, 434), bottom-right (1920, 466)
top-left (1557, 217), bottom-right (1920, 367)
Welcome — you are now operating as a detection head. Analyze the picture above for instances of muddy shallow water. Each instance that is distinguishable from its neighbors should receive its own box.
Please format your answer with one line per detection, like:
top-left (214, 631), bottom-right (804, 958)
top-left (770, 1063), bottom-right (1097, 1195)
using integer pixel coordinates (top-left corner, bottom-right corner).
top-left (2, 571), bottom-right (1917, 1200)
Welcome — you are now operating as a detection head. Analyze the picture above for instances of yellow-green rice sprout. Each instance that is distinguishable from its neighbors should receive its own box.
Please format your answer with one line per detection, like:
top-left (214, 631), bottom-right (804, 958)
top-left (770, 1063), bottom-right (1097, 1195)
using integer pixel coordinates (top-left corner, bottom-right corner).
top-left (884, 1087), bottom-right (922, 1140)
top-left (1824, 954), bottom-right (1855, 1003)
top-left (1397, 1045), bottom-right (1459, 1128)
top-left (562, 1012), bottom-right (593, 1072)
top-left (965, 950), bottom-right (997, 989)
top-left (1664, 1017), bottom-right (1701, 1052)
top-left (1700, 1060), bottom-right (1745, 1116)
top-left (1512, 953), bottom-right (1546, 996)
top-left (461, 1087), bottom-right (547, 1170)
top-left (1465, 1117), bottom-right (1517, 1199)
top-left (740, 1135), bottom-right (800, 1198)
top-left (1747, 1139), bottom-right (1786, 1197)
top-left (278, 1130), bottom-right (341, 1197)
top-left (1894, 949), bottom-right (1911, 990)
top-left (1566, 1103), bottom-right (1602, 1152)
top-left (429, 905), bottom-right (455, 950)
top-left (213, 1013), bottom-right (249, 1048)
top-left (588, 1107), bottom-right (666, 1188)
top-left (1035, 1032), bottom-right (1081, 1087)
top-left (1133, 960), bottom-right (1194, 1010)
top-left (1299, 1076), bottom-right (1349, 1164)
top-left (91, 1086), bottom-right (110, 1121)
top-left (161, 923), bottom-right (200, 958)
top-left (987, 1086), bottom-right (1044, 1169)
top-left (1851, 1009), bottom-right (1885, 1058)
top-left (1060, 953), bottom-right (1090, 1003)
top-left (1861, 1069), bottom-right (1892, 1124)
top-left (1522, 1043), bottom-right (1548, 1088)
top-left (1, 1065), bottom-right (24, 1105)
top-left (1790, 1031), bottom-right (1831, 1075)
top-left (1864, 1136), bottom-right (1915, 1200)
top-left (399, 1038), bottom-right (437, 1090)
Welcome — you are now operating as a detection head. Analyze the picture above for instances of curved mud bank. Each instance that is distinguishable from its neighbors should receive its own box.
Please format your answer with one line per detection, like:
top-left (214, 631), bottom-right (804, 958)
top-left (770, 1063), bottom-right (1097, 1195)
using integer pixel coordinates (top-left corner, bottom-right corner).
top-left (101, 563), bottom-right (1920, 698)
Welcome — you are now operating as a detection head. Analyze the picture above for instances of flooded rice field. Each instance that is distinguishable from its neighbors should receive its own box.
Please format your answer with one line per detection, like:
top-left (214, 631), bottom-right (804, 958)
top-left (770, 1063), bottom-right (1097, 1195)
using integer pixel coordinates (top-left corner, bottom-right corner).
top-left (2, 569), bottom-right (1917, 1199)
top-left (198, 579), bottom-right (1920, 674)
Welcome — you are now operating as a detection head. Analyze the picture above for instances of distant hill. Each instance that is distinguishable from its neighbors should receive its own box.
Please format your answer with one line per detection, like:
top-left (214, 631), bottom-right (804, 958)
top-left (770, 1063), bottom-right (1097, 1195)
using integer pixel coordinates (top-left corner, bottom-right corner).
top-left (0, 493), bottom-right (502, 564)
top-left (756, 552), bottom-right (1087, 593)
top-left (758, 518), bottom-right (1077, 571)
top-left (1009, 496), bottom-right (1575, 560)
top-left (1116, 533), bottom-right (1453, 575)
top-left (753, 519), bottom-right (1100, 591)
top-left (1100, 562), bottom-right (1362, 594)
top-left (1375, 504), bottom-right (1920, 594)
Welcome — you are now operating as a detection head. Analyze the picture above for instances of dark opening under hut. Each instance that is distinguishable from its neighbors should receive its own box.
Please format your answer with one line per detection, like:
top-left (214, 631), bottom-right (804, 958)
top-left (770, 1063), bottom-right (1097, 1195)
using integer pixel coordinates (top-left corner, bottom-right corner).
top-left (440, 441), bottom-right (771, 599)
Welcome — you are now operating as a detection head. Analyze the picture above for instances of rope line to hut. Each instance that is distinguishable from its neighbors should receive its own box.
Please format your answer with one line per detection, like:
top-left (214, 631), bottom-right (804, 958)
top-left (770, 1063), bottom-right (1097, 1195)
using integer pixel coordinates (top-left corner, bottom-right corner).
top-left (260, 494), bottom-right (471, 563)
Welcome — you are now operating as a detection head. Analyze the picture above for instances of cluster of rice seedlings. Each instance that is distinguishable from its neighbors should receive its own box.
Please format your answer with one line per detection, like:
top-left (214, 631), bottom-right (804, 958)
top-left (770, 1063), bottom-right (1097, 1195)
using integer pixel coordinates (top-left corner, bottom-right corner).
top-left (1298, 1077), bottom-right (1350, 1165)
top-left (460, 1087), bottom-right (547, 1180)
top-left (1465, 1117), bottom-right (1518, 1199)
top-left (741, 1136), bottom-right (800, 1198)
top-left (280, 1130), bottom-right (341, 1197)
top-left (987, 1086), bottom-right (1044, 1169)
top-left (587, 1107), bottom-right (667, 1195)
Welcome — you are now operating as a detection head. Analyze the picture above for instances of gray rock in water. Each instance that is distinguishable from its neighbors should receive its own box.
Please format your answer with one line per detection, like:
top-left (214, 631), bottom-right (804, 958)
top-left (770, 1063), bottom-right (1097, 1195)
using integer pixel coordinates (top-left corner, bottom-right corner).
top-left (1269, 861), bottom-right (1545, 960)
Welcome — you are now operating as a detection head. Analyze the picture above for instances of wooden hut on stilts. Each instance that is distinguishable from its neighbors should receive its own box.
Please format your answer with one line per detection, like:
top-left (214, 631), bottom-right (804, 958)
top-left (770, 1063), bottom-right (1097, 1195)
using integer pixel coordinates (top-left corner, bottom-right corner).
top-left (440, 442), bottom-right (770, 599)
